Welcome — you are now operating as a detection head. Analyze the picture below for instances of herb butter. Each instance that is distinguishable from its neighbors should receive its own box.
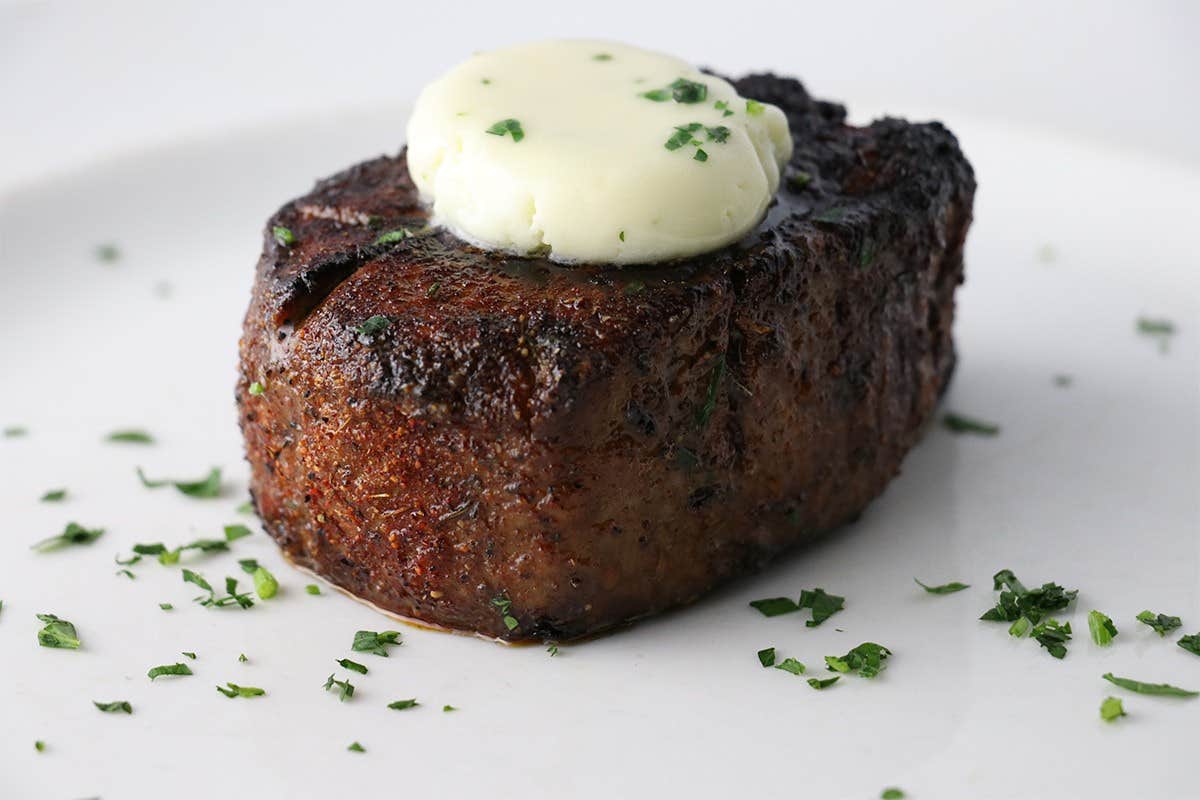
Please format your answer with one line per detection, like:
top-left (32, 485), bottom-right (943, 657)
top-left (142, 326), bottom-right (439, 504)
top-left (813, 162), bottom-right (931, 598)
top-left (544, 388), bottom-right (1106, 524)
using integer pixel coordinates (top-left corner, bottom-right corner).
top-left (405, 40), bottom-right (793, 264)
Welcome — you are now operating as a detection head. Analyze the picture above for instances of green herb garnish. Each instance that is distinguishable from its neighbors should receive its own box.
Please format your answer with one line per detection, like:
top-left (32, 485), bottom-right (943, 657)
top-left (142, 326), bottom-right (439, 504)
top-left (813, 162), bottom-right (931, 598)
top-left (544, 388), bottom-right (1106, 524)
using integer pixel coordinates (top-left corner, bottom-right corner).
top-left (881, 790), bottom-right (905, 800)
top-left (825, 642), bottom-right (891, 678)
top-left (224, 524), bottom-right (252, 542)
top-left (32, 522), bottom-right (104, 552)
top-left (640, 88), bottom-right (670, 102)
top-left (745, 99), bottom-right (765, 115)
top-left (106, 429), bottom-right (154, 444)
top-left (1178, 633), bottom-right (1200, 657)
top-left (775, 657), bottom-right (806, 676)
top-left (1088, 610), bottom-right (1118, 646)
top-left (355, 315), bottom-right (392, 336)
top-left (306, 584), bottom-right (321, 595)
top-left (116, 568), bottom-right (136, 580)
top-left (915, 578), bottom-right (969, 595)
top-left (942, 413), bottom-right (1000, 436)
top-left (980, 570), bottom-right (1077, 624)
top-left (750, 597), bottom-right (799, 617)
top-left (693, 148), bottom-right (708, 162)
top-left (237, 500), bottom-right (254, 514)
top-left (252, 567), bottom-right (279, 599)
top-left (182, 651), bottom-right (196, 659)
top-left (388, 698), bottom-right (419, 710)
top-left (485, 118), bottom-right (525, 142)
top-left (1100, 696), bottom-right (1126, 722)
top-left (664, 123), bottom-right (702, 151)
top-left (714, 100), bottom-right (733, 117)
top-left (248, 381), bottom-right (265, 396)
top-left (1009, 616), bottom-right (1033, 638)
top-left (374, 228), bottom-right (413, 245)
top-left (546, 642), bottom-right (559, 656)
top-left (136, 466), bottom-right (222, 498)
top-left (147, 663), bottom-right (193, 680)
top-left (36, 613), bottom-right (81, 649)
top-left (1136, 610), bottom-right (1182, 636)
top-left (338, 658), bottom-right (368, 675)
top-left (183, 570), bottom-right (254, 609)
top-left (757, 647), bottom-right (776, 667)
top-left (1136, 316), bottom-right (1175, 343)
top-left (352, 629), bottom-right (403, 656)
top-left (238, 558), bottom-right (260, 574)
top-left (1031, 617), bottom-right (1072, 659)
top-left (799, 588), bottom-right (845, 627)
top-left (3, 425), bottom-right (28, 437)
top-left (347, 741), bottom-right (366, 753)
top-left (670, 78), bottom-right (707, 103)
top-left (40, 488), bottom-right (67, 503)
top-left (93, 700), bottom-right (132, 714)
top-left (159, 603), bottom-right (173, 611)
top-left (443, 705), bottom-right (457, 712)
top-left (491, 594), bottom-right (519, 631)
top-left (216, 682), bottom-right (264, 698)
top-left (705, 125), bottom-right (730, 143)
top-left (272, 226), bottom-right (295, 247)
top-left (592, 53), bottom-right (613, 61)
top-left (324, 674), bottom-right (355, 702)
top-left (1102, 672), bottom-right (1197, 697)
top-left (35, 741), bottom-right (45, 752)
top-left (807, 676), bottom-right (840, 690)
top-left (239, 653), bottom-right (248, 663)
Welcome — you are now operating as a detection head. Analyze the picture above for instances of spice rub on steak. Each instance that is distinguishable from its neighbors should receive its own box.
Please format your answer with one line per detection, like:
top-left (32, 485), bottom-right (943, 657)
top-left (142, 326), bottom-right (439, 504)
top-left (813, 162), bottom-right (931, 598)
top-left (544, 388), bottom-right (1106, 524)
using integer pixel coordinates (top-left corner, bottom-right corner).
top-left (238, 74), bottom-right (975, 641)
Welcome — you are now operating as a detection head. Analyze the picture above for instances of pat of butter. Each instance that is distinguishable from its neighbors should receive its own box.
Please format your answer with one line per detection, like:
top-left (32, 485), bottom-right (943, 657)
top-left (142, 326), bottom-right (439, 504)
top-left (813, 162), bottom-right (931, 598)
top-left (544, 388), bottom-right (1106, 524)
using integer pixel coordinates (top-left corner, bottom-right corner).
top-left (406, 40), bottom-right (793, 265)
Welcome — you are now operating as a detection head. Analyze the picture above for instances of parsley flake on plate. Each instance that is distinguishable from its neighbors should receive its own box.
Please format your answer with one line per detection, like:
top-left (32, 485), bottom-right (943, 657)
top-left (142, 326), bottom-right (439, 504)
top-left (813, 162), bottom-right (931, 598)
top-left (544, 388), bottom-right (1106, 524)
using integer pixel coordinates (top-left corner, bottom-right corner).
top-left (35, 741), bottom-right (45, 753)
top-left (147, 663), bottom-right (193, 680)
top-left (106, 429), bottom-right (154, 444)
top-left (491, 594), bottom-right (519, 631)
top-left (354, 315), bottom-right (392, 336)
top-left (248, 381), bottom-right (265, 396)
top-left (252, 567), bottom-right (279, 599)
top-left (136, 466), bottom-right (222, 498)
top-left (757, 647), bottom-right (777, 667)
top-left (808, 676), bottom-right (840, 690)
top-left (1031, 618), bottom-right (1072, 659)
top-left (338, 658), bottom-right (368, 675)
top-left (31, 522), bottom-right (104, 552)
top-left (324, 674), bottom-right (355, 702)
top-left (1100, 696), bottom-right (1126, 722)
top-left (272, 226), bottom-right (295, 247)
top-left (224, 524), bottom-right (252, 542)
top-left (749, 597), bottom-right (799, 617)
top-left (942, 412), bottom-right (1000, 435)
top-left (980, 569), bottom-right (1077, 624)
top-left (1088, 610), bottom-right (1119, 646)
top-left (745, 99), bottom-right (765, 115)
top-left (798, 588), bottom-right (845, 627)
top-left (915, 578), bottom-right (969, 595)
top-left (217, 682), bottom-right (264, 698)
top-left (3, 425), bottom-right (28, 437)
top-left (159, 603), bottom-right (173, 611)
top-left (388, 699), bottom-right (419, 710)
top-left (182, 651), bottom-right (197, 660)
top-left (305, 584), bottom-right (321, 595)
top-left (93, 700), bottom-right (132, 714)
top-left (825, 642), bottom-right (891, 678)
top-left (39, 488), bottom-right (67, 503)
top-left (352, 629), bottom-right (403, 656)
top-left (347, 741), bottom-right (366, 753)
top-left (1178, 633), bottom-right (1200, 657)
top-left (881, 789), bottom-right (905, 800)
top-left (546, 642), bottom-right (559, 657)
top-left (1102, 672), bottom-right (1197, 697)
top-left (36, 614), bottom-right (81, 649)
top-left (1136, 610), bottom-right (1182, 636)
top-left (774, 658), bottom-right (806, 676)
top-left (374, 229), bottom-right (413, 245)
top-left (443, 705), bottom-right (458, 712)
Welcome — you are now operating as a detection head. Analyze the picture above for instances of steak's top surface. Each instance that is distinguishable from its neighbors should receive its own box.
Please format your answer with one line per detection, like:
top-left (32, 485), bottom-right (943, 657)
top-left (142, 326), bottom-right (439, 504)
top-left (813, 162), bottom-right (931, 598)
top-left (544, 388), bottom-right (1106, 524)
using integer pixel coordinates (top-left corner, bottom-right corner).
top-left (251, 74), bottom-right (974, 437)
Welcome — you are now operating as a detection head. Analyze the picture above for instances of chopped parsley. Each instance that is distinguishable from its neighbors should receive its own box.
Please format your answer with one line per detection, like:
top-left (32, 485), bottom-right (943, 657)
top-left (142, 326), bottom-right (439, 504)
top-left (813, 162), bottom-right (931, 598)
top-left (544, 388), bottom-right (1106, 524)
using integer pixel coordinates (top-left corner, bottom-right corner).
top-left (443, 705), bottom-right (457, 712)
top-left (31, 522), bottom-right (104, 552)
top-left (1009, 616), bottom-right (1033, 638)
top-left (40, 488), bottom-right (67, 502)
top-left (705, 125), bottom-right (731, 143)
top-left (1136, 610), bottom-right (1182, 636)
top-left (116, 569), bottom-right (136, 580)
top-left (670, 78), bottom-right (707, 103)
top-left (35, 741), bottom-right (45, 753)
top-left (1088, 610), bottom-right (1118, 646)
top-left (714, 100), bottom-right (733, 117)
top-left (664, 123), bottom-right (702, 151)
top-left (640, 88), bottom-right (670, 102)
top-left (159, 603), bottom-right (173, 611)
top-left (324, 674), bottom-right (355, 702)
top-left (237, 500), bottom-right (254, 514)
top-left (374, 228), bottom-right (412, 245)
top-left (248, 381), bottom-right (265, 396)
top-left (757, 647), bottom-right (776, 667)
top-left (354, 315), bottom-right (392, 336)
top-left (915, 578), bottom-right (969, 595)
top-left (592, 53), bottom-right (613, 62)
top-left (239, 653), bottom-right (248, 663)
top-left (942, 413), bottom-right (1000, 436)
top-left (881, 790), bottom-right (905, 800)
top-left (183, 570), bottom-right (254, 609)
top-left (750, 598), bottom-right (798, 617)
top-left (775, 657), bottom-right (806, 676)
top-left (980, 569), bottom-right (1077, 624)
top-left (1136, 316), bottom-right (1176, 349)
top-left (1031, 617), bottom-right (1072, 659)
top-left (93, 700), bottom-right (132, 714)
top-left (272, 226), bottom-right (295, 247)
top-left (387, 698), bottom-right (419, 710)
top-left (1178, 633), bottom-right (1200, 657)
top-left (136, 466), bottom-right (222, 498)
top-left (1100, 696), bottom-right (1126, 722)
top-left (238, 558), bottom-right (260, 574)
top-left (182, 651), bottom-right (197, 659)
top-left (619, 230), bottom-right (626, 242)
top-left (217, 682), bottom-right (264, 698)
top-left (306, 584), bottom-right (321, 595)
top-left (693, 148), bottom-right (708, 162)
top-left (825, 642), bottom-right (891, 678)
top-left (348, 741), bottom-right (366, 753)
top-left (1102, 672), bottom-right (1197, 698)
top-left (338, 658), bottom-right (368, 675)
top-left (491, 594), bottom-right (519, 631)
top-left (3, 425), bottom-right (28, 437)
top-left (106, 429), bottom-right (154, 444)
top-left (788, 171), bottom-right (813, 191)
top-left (224, 524), bottom-right (252, 542)
top-left (147, 663), bottom-right (193, 680)
top-left (352, 629), bottom-right (403, 656)
top-left (427, 282), bottom-right (441, 298)
top-left (745, 99), bottom-right (765, 115)
top-left (799, 588), bottom-right (845, 627)
top-left (485, 118), bottom-right (525, 142)
top-left (546, 642), bottom-right (559, 657)
top-left (37, 613), bottom-right (81, 649)
top-left (808, 676), bottom-right (840, 690)
top-left (252, 566), bottom-right (279, 599)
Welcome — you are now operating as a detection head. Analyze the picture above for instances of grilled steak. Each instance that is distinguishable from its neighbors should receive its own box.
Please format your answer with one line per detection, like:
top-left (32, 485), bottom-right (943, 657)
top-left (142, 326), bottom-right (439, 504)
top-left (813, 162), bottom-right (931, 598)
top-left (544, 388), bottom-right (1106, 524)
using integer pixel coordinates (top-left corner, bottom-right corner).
top-left (238, 73), bottom-right (975, 641)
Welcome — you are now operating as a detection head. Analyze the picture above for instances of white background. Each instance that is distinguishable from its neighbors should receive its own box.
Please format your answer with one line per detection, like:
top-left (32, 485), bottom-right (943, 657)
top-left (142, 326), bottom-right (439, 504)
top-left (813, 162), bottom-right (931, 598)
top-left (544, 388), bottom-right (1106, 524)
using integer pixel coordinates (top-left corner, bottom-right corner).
top-left (2, 0), bottom-right (1199, 191)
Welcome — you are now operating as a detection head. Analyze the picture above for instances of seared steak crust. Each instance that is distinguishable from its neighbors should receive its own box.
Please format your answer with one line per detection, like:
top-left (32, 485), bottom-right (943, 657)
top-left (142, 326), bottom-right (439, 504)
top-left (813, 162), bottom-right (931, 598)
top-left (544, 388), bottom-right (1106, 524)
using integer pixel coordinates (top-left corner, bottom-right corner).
top-left (238, 74), bottom-right (975, 641)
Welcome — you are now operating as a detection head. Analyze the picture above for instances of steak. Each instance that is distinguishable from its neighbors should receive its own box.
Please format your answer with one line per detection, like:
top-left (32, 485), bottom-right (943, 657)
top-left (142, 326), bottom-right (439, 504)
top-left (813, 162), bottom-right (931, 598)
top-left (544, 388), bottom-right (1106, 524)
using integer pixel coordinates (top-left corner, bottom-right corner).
top-left (237, 74), bottom-right (975, 641)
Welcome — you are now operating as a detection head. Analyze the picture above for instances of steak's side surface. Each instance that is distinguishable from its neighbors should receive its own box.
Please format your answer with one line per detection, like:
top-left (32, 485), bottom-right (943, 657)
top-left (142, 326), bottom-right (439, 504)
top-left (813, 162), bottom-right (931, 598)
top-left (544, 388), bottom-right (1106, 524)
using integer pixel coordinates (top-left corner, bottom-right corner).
top-left (238, 74), bottom-right (975, 641)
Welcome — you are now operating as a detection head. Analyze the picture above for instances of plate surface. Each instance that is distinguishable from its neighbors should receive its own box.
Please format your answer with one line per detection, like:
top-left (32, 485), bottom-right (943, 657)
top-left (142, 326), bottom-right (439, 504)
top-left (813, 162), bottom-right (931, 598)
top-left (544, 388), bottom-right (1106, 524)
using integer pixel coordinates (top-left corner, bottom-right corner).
top-left (1, 105), bottom-right (1197, 800)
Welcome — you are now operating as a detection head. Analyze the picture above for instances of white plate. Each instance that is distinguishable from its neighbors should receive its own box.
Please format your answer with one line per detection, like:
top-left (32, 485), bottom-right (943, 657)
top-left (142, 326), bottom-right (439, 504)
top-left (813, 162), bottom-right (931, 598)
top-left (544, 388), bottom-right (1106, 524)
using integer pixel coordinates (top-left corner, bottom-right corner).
top-left (1, 105), bottom-right (1197, 800)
